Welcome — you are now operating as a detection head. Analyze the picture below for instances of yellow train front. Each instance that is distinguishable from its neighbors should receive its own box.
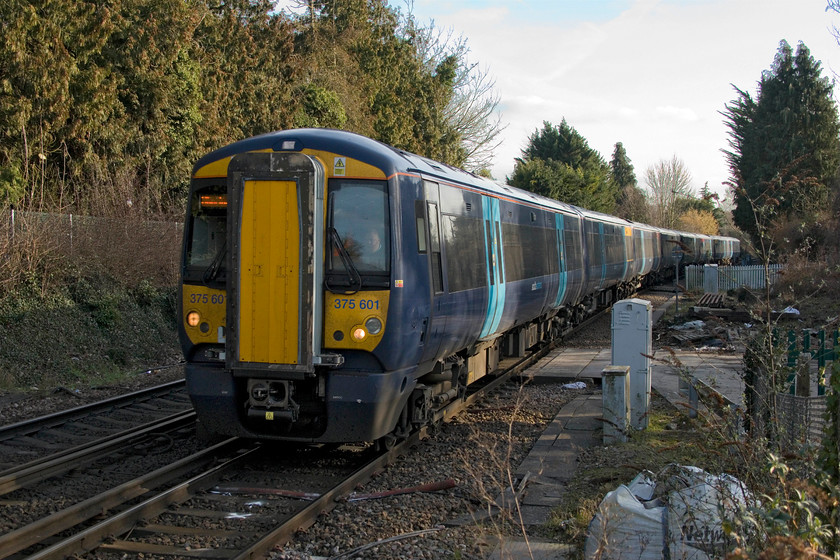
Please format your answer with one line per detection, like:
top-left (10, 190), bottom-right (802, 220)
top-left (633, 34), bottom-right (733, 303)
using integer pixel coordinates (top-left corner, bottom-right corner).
top-left (179, 129), bottom-right (407, 444)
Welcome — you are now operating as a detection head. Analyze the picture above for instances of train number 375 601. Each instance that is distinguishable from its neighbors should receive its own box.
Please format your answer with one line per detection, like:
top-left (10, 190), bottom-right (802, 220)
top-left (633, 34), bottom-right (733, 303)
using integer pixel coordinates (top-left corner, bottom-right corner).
top-left (334, 298), bottom-right (379, 310)
top-left (189, 293), bottom-right (226, 305)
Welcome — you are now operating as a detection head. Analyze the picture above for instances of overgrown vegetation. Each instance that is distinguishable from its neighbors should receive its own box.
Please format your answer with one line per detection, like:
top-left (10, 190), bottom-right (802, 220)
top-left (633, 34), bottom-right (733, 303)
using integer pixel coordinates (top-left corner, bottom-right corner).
top-left (0, 210), bottom-right (182, 391)
top-left (1, 0), bottom-right (504, 217)
top-left (0, 273), bottom-right (180, 391)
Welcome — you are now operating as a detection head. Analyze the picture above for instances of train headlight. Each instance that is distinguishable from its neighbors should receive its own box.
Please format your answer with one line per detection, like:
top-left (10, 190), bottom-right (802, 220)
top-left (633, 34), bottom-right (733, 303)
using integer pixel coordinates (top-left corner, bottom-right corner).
top-left (186, 311), bottom-right (201, 327)
top-left (352, 327), bottom-right (367, 341)
top-left (364, 317), bottom-right (383, 335)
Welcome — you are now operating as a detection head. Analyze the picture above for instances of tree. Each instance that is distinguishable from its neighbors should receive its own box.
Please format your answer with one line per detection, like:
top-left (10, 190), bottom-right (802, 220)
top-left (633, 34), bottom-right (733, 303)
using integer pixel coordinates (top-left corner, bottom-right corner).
top-left (644, 155), bottom-right (693, 229)
top-left (610, 142), bottom-right (649, 222)
top-left (609, 142), bottom-right (635, 189)
top-left (722, 40), bottom-right (840, 249)
top-left (509, 120), bottom-right (617, 213)
top-left (678, 209), bottom-right (719, 235)
top-left (293, 0), bottom-right (465, 165)
top-left (408, 18), bottom-right (505, 174)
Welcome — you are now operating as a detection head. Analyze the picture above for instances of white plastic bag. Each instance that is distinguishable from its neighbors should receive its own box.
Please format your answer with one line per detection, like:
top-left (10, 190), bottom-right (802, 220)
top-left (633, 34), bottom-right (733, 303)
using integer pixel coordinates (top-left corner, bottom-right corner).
top-left (585, 466), bottom-right (750, 560)
top-left (661, 465), bottom-right (750, 559)
top-left (585, 477), bottom-right (666, 560)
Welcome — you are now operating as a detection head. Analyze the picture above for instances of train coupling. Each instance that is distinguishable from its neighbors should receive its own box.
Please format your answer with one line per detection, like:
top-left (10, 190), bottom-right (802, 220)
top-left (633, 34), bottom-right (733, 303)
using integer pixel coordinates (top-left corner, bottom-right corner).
top-left (246, 379), bottom-right (300, 422)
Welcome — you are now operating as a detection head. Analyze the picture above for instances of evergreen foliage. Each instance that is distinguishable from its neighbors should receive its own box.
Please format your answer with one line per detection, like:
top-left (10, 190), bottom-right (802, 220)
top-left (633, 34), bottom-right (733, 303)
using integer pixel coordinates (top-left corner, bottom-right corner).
top-left (0, 0), bottom-right (484, 214)
top-left (610, 142), bottom-right (649, 222)
top-left (509, 120), bottom-right (617, 213)
top-left (723, 41), bottom-right (840, 248)
top-left (609, 142), bottom-right (636, 189)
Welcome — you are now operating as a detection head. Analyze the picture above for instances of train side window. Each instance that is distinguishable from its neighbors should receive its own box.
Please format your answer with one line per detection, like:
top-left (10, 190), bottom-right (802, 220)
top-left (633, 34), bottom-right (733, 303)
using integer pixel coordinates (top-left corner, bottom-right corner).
top-left (415, 200), bottom-right (427, 253)
top-left (427, 202), bottom-right (444, 294)
top-left (442, 214), bottom-right (486, 292)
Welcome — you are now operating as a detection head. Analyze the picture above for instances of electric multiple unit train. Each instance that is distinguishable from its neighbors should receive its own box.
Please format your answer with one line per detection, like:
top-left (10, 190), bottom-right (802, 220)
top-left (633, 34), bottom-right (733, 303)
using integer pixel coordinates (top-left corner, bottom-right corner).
top-left (178, 128), bottom-right (739, 445)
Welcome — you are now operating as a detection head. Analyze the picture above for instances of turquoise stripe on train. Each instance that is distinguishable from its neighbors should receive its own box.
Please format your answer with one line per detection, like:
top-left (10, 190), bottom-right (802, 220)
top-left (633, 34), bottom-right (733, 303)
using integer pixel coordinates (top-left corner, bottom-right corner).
top-left (479, 196), bottom-right (505, 339)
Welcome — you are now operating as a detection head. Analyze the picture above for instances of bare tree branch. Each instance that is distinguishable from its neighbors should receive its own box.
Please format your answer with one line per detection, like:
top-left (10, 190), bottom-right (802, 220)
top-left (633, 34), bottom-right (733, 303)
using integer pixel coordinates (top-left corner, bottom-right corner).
top-left (644, 155), bottom-right (693, 228)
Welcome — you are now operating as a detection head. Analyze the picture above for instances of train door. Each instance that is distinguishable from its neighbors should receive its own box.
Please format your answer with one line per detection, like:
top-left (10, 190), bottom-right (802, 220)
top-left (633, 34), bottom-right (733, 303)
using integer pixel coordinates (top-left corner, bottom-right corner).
top-left (553, 213), bottom-right (568, 307)
top-left (479, 196), bottom-right (505, 338)
top-left (419, 180), bottom-right (447, 362)
top-left (226, 152), bottom-right (331, 377)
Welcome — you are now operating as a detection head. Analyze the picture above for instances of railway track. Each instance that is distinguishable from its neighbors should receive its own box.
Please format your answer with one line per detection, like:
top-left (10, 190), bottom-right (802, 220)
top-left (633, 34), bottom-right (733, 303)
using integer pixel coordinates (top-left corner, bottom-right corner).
top-left (0, 379), bottom-right (191, 471)
top-left (0, 321), bottom-right (573, 560)
top-left (0, 302), bottom-right (622, 560)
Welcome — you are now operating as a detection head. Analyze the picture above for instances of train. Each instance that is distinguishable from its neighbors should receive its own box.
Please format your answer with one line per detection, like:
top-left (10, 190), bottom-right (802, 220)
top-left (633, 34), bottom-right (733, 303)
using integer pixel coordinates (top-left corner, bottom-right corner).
top-left (178, 128), bottom-right (739, 446)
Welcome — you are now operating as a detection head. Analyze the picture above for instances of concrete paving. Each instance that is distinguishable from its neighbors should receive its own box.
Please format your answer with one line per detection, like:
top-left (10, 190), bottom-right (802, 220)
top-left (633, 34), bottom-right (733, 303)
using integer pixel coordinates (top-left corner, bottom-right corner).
top-left (487, 346), bottom-right (745, 559)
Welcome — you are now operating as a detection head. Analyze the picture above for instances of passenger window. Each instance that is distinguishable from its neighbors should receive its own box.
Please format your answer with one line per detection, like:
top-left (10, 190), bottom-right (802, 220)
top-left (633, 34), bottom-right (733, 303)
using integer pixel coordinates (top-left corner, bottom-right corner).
top-left (415, 200), bottom-right (427, 253)
top-left (428, 202), bottom-right (444, 293)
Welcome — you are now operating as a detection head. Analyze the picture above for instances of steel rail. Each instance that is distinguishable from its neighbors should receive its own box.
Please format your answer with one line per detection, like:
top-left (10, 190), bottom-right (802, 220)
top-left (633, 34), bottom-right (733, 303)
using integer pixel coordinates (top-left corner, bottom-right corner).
top-left (0, 409), bottom-right (196, 495)
top-left (231, 436), bottom-right (419, 559)
top-left (16, 439), bottom-right (260, 560)
top-left (0, 378), bottom-right (187, 439)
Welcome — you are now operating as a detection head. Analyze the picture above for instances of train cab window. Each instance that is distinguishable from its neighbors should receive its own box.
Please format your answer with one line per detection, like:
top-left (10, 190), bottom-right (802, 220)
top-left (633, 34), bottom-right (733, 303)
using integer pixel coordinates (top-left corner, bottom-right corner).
top-left (326, 180), bottom-right (390, 285)
top-left (185, 183), bottom-right (227, 283)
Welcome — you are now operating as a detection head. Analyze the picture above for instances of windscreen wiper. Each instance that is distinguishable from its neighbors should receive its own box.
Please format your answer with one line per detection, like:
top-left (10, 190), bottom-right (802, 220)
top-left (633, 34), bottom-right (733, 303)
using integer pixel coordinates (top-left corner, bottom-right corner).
top-left (203, 239), bottom-right (227, 284)
top-left (325, 227), bottom-right (362, 295)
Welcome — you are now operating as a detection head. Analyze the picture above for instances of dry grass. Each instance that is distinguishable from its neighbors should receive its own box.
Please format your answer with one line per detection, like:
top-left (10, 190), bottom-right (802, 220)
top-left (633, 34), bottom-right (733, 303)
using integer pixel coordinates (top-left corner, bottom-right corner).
top-left (0, 203), bottom-right (183, 392)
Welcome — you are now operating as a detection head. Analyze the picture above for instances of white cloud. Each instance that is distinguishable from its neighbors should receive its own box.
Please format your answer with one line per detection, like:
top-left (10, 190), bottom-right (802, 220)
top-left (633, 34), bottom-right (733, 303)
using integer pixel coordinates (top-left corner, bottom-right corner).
top-left (410, 0), bottom-right (840, 194)
top-left (655, 106), bottom-right (700, 122)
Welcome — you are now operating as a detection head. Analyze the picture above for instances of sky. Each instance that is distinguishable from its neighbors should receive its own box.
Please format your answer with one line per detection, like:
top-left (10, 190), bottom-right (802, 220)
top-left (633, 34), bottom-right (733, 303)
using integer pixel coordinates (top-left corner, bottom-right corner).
top-left (404, 0), bottom-right (840, 199)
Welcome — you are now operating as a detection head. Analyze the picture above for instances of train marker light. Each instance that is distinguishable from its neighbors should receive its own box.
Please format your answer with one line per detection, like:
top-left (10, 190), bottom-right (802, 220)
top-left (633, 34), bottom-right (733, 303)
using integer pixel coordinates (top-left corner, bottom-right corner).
top-left (187, 311), bottom-right (201, 327)
top-left (352, 327), bottom-right (367, 341)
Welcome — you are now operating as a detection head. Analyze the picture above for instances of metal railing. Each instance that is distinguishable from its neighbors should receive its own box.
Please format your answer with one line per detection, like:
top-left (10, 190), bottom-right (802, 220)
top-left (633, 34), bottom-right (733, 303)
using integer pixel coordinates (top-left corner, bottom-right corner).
top-left (683, 264), bottom-right (784, 291)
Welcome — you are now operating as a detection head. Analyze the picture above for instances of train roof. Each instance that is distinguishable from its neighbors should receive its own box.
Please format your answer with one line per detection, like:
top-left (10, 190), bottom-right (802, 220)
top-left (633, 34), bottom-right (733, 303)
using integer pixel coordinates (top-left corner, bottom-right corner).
top-left (193, 128), bottom-right (741, 243)
top-left (193, 128), bottom-right (586, 216)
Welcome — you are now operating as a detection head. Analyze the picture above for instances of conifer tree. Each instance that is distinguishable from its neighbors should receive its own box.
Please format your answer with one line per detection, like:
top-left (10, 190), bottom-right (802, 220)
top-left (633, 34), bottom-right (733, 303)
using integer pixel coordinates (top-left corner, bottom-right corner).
top-left (509, 120), bottom-right (616, 213)
top-left (610, 142), bottom-right (649, 222)
top-left (723, 41), bottom-right (840, 247)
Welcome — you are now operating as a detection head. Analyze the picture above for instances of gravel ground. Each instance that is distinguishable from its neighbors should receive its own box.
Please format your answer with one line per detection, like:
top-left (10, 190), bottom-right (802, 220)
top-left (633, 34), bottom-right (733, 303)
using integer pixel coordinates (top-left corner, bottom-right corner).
top-left (269, 382), bottom-right (586, 560)
top-left (0, 364), bottom-right (186, 426)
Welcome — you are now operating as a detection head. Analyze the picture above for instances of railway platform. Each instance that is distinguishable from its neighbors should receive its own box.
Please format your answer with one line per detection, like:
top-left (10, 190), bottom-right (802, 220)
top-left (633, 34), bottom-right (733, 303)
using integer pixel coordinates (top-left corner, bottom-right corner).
top-left (488, 345), bottom-right (745, 559)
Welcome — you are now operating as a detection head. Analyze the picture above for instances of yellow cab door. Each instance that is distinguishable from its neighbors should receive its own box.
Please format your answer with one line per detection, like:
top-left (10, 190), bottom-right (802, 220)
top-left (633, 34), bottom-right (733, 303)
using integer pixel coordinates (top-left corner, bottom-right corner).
top-left (238, 179), bottom-right (300, 363)
top-left (227, 152), bottom-right (328, 376)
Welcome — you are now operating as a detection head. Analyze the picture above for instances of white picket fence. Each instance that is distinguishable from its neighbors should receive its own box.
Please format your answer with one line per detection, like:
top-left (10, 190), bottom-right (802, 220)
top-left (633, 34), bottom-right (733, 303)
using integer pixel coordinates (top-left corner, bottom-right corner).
top-left (683, 264), bottom-right (783, 292)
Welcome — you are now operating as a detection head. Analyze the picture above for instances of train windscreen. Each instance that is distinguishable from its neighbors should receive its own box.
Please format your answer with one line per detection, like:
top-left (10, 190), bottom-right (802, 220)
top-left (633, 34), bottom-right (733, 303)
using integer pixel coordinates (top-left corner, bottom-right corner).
top-left (326, 179), bottom-right (390, 287)
top-left (186, 183), bottom-right (227, 283)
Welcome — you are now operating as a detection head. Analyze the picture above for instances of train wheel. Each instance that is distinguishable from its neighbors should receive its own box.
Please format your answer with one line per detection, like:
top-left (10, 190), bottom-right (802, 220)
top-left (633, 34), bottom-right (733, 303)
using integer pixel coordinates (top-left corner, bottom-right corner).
top-left (374, 432), bottom-right (398, 452)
